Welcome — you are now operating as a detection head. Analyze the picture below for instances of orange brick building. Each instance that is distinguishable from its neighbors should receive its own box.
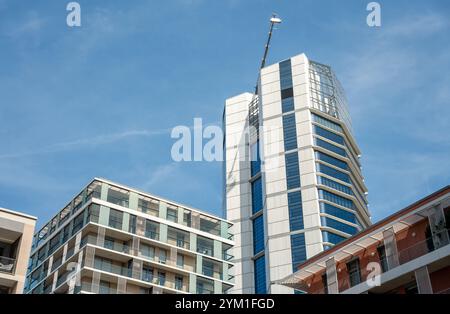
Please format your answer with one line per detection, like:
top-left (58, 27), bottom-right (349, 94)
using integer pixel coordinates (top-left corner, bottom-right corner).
top-left (278, 186), bottom-right (450, 294)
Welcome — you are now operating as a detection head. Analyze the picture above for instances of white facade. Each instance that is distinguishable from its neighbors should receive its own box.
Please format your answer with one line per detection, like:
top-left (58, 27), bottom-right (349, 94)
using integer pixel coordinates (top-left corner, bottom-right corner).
top-left (224, 53), bottom-right (370, 294)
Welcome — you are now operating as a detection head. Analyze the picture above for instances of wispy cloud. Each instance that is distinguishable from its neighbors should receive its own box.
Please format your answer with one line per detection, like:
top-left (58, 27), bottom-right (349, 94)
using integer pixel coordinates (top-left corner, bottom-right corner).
top-left (142, 163), bottom-right (181, 189)
top-left (0, 128), bottom-right (171, 159)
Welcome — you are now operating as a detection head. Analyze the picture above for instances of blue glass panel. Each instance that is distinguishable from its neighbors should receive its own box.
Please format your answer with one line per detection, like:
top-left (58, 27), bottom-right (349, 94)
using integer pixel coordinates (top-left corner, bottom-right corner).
top-left (279, 59), bottom-right (293, 90)
top-left (288, 192), bottom-right (304, 231)
top-left (251, 178), bottom-right (263, 214)
top-left (317, 176), bottom-right (352, 195)
top-left (254, 256), bottom-right (266, 294)
top-left (251, 141), bottom-right (261, 177)
top-left (290, 233), bottom-right (306, 271)
top-left (318, 189), bottom-right (354, 210)
top-left (316, 163), bottom-right (350, 183)
top-left (285, 152), bottom-right (300, 189)
top-left (319, 202), bottom-right (356, 224)
top-left (312, 113), bottom-right (343, 133)
top-left (322, 231), bottom-right (347, 245)
top-left (253, 215), bottom-right (265, 254)
top-left (282, 97), bottom-right (295, 113)
top-left (314, 125), bottom-right (345, 145)
top-left (315, 151), bottom-right (348, 170)
top-left (283, 114), bottom-right (298, 151)
top-left (320, 216), bottom-right (357, 235)
top-left (315, 138), bottom-right (346, 157)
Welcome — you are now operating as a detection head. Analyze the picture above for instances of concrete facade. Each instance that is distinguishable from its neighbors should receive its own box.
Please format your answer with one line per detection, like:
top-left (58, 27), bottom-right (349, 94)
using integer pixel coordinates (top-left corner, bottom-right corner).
top-left (0, 207), bottom-right (36, 294)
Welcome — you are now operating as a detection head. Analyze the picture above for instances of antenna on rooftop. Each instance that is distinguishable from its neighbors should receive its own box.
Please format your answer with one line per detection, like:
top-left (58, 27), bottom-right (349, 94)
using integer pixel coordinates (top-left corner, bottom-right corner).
top-left (255, 13), bottom-right (282, 94)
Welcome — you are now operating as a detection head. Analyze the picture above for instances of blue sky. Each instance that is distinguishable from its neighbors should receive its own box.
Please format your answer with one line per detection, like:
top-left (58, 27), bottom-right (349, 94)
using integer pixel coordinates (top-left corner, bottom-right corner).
top-left (0, 0), bottom-right (449, 229)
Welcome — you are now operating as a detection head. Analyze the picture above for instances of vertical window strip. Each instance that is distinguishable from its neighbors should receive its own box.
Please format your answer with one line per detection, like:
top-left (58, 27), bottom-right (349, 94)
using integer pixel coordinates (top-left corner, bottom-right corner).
top-left (290, 233), bottom-right (306, 271)
top-left (252, 215), bottom-right (265, 255)
top-left (283, 114), bottom-right (298, 151)
top-left (254, 256), bottom-right (267, 294)
top-left (285, 152), bottom-right (301, 190)
top-left (251, 178), bottom-right (263, 214)
top-left (288, 192), bottom-right (304, 231)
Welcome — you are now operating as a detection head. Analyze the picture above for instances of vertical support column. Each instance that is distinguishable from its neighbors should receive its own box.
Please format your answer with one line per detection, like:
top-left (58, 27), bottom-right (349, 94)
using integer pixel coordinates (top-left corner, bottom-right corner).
top-left (47, 256), bottom-right (54, 277)
top-left (325, 257), bottom-right (338, 294)
top-left (84, 246), bottom-right (95, 268)
top-left (190, 233), bottom-right (197, 252)
top-left (192, 213), bottom-right (200, 230)
top-left (122, 212), bottom-right (130, 233)
top-left (92, 271), bottom-right (101, 294)
top-left (97, 226), bottom-right (106, 248)
top-left (220, 221), bottom-right (229, 239)
top-left (132, 236), bottom-right (140, 256)
top-left (129, 192), bottom-right (139, 211)
top-left (74, 232), bottom-right (82, 253)
top-left (160, 224), bottom-right (168, 243)
top-left (159, 202), bottom-right (167, 220)
top-left (223, 262), bottom-right (229, 283)
top-left (214, 280), bottom-right (222, 294)
top-left (99, 205), bottom-right (110, 227)
top-left (427, 204), bottom-right (450, 249)
top-left (170, 247), bottom-right (178, 267)
top-left (177, 207), bottom-right (184, 224)
top-left (132, 259), bottom-right (142, 280)
top-left (52, 270), bottom-right (58, 292)
top-left (214, 240), bottom-right (222, 260)
top-left (196, 255), bottom-right (203, 275)
top-left (189, 273), bottom-right (197, 293)
top-left (383, 227), bottom-right (399, 269)
top-left (136, 216), bottom-right (146, 237)
top-left (117, 277), bottom-right (127, 294)
top-left (100, 183), bottom-right (109, 201)
top-left (415, 266), bottom-right (433, 294)
top-left (62, 243), bottom-right (68, 262)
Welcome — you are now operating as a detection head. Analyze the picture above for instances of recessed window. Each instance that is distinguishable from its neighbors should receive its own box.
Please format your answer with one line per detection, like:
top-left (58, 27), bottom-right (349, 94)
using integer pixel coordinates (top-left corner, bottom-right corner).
top-left (347, 259), bottom-right (361, 287)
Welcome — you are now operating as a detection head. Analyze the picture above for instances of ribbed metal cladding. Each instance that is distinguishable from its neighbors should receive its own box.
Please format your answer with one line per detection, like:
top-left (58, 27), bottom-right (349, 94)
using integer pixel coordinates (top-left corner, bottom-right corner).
top-left (415, 266), bottom-right (433, 294)
top-left (382, 227), bottom-right (400, 270)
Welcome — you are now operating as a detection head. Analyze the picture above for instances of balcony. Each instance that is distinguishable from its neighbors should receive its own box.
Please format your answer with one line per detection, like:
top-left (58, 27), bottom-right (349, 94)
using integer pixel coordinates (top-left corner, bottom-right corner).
top-left (0, 256), bottom-right (16, 274)
top-left (167, 234), bottom-right (190, 250)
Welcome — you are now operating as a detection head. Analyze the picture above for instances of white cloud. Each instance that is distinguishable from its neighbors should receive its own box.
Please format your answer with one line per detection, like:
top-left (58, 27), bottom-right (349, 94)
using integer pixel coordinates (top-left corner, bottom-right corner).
top-left (0, 128), bottom-right (171, 159)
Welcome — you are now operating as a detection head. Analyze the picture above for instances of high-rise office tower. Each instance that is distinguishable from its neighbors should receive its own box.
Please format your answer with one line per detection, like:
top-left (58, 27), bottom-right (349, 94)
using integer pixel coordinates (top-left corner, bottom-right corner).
top-left (224, 53), bottom-right (370, 294)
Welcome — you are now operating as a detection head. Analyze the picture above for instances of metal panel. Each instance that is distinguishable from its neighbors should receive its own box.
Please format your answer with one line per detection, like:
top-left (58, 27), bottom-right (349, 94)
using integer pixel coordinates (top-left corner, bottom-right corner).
top-left (415, 266), bottom-right (433, 294)
top-left (383, 227), bottom-right (399, 270)
top-left (325, 257), bottom-right (338, 294)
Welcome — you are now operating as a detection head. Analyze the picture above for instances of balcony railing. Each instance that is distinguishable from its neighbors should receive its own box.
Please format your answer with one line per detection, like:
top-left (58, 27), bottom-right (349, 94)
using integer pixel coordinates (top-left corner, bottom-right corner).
top-left (167, 234), bottom-right (190, 249)
top-left (223, 252), bottom-right (233, 261)
top-left (107, 195), bottom-right (129, 208)
top-left (197, 286), bottom-right (214, 294)
top-left (197, 245), bottom-right (213, 257)
top-left (0, 256), bottom-right (16, 274)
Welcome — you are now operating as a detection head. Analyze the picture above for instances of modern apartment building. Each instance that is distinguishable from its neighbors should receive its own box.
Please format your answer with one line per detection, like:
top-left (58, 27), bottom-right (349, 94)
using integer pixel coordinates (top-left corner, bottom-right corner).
top-left (24, 178), bottom-right (234, 294)
top-left (224, 53), bottom-right (370, 294)
top-left (278, 186), bottom-right (450, 294)
top-left (0, 207), bottom-right (36, 294)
